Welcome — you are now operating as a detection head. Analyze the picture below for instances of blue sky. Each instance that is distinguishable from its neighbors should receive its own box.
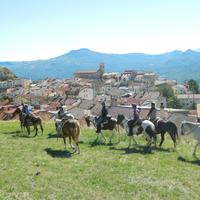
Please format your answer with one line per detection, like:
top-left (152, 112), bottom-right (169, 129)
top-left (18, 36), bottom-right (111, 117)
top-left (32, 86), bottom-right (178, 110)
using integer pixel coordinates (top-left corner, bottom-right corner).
top-left (0, 0), bottom-right (200, 61)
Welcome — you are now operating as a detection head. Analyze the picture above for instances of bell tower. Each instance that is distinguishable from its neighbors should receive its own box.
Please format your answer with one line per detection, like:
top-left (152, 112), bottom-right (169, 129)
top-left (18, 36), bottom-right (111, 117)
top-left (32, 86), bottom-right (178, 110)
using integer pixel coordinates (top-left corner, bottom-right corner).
top-left (99, 63), bottom-right (104, 79)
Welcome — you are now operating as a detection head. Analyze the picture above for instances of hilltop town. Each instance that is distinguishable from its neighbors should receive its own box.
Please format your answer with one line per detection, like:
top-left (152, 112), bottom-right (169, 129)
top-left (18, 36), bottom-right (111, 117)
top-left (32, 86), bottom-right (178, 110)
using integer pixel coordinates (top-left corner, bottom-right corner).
top-left (0, 64), bottom-right (199, 125)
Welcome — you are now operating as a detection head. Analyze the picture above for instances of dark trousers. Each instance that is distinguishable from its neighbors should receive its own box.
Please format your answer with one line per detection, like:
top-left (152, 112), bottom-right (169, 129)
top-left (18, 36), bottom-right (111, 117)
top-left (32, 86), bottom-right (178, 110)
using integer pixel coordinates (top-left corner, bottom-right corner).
top-left (96, 116), bottom-right (106, 133)
top-left (128, 119), bottom-right (137, 136)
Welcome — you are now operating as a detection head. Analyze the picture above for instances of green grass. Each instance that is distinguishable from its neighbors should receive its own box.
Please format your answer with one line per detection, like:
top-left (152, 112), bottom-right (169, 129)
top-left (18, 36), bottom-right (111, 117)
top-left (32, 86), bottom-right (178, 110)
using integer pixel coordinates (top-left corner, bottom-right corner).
top-left (0, 121), bottom-right (200, 200)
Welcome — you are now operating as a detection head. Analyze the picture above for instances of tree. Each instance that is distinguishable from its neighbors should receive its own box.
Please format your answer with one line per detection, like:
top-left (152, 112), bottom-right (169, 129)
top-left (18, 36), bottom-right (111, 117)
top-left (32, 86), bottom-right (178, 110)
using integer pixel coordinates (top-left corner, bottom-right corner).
top-left (157, 84), bottom-right (174, 99)
top-left (157, 84), bottom-right (182, 108)
top-left (167, 96), bottom-right (182, 108)
top-left (187, 79), bottom-right (199, 94)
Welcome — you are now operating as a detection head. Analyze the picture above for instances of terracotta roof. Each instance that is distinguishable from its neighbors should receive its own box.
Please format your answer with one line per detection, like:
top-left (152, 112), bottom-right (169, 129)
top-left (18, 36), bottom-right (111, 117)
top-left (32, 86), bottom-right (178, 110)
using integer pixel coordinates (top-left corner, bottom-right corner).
top-left (125, 97), bottom-right (144, 106)
top-left (4, 108), bottom-right (18, 114)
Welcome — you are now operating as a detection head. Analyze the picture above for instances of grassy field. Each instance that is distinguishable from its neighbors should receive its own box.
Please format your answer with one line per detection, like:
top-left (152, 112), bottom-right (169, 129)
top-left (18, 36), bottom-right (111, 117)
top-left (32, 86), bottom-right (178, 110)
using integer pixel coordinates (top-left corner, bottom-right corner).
top-left (0, 121), bottom-right (200, 200)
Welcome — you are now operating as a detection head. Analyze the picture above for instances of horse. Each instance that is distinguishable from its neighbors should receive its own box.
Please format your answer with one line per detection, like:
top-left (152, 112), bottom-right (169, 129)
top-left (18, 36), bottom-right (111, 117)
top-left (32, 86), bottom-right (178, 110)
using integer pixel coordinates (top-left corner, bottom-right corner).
top-left (56, 118), bottom-right (80, 154)
top-left (16, 108), bottom-right (43, 136)
top-left (54, 113), bottom-right (75, 143)
top-left (153, 118), bottom-right (179, 148)
top-left (85, 115), bottom-right (118, 143)
top-left (181, 121), bottom-right (200, 156)
top-left (117, 114), bottom-right (157, 148)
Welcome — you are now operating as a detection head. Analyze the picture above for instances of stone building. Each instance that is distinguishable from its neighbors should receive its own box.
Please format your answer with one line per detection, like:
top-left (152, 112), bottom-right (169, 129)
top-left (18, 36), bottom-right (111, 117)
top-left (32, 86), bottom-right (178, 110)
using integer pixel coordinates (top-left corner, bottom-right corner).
top-left (74, 63), bottom-right (104, 80)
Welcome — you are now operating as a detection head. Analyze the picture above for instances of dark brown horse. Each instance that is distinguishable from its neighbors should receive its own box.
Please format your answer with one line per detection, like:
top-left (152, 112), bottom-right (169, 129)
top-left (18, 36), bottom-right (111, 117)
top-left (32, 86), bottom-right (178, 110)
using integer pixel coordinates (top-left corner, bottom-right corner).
top-left (85, 115), bottom-right (119, 143)
top-left (16, 108), bottom-right (43, 136)
top-left (153, 118), bottom-right (178, 148)
top-left (56, 118), bottom-right (80, 153)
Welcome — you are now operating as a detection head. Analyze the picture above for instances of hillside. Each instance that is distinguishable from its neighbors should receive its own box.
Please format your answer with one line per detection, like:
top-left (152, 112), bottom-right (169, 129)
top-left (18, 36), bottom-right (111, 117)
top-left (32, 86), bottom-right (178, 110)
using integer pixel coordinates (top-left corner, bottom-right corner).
top-left (1, 121), bottom-right (200, 199)
top-left (0, 66), bottom-right (17, 81)
top-left (0, 48), bottom-right (200, 82)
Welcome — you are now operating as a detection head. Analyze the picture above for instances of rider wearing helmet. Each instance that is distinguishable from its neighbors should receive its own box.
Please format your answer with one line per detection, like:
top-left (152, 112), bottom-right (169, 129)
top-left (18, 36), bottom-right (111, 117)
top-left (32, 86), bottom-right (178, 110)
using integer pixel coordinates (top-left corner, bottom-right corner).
top-left (146, 102), bottom-right (157, 122)
top-left (96, 101), bottom-right (108, 133)
top-left (128, 104), bottom-right (140, 136)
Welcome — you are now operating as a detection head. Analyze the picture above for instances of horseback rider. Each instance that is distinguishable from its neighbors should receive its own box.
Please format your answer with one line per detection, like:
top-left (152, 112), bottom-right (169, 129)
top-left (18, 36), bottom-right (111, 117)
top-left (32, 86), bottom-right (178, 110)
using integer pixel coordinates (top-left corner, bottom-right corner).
top-left (96, 101), bottom-right (108, 133)
top-left (22, 104), bottom-right (32, 126)
top-left (146, 102), bottom-right (157, 122)
top-left (128, 104), bottom-right (141, 136)
top-left (57, 104), bottom-right (65, 119)
top-left (159, 102), bottom-right (165, 120)
top-left (21, 103), bottom-right (28, 114)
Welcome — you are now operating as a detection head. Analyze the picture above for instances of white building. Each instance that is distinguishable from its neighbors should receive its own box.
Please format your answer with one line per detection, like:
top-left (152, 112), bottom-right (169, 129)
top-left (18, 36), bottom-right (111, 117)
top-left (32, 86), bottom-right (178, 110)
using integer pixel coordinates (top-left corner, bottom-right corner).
top-left (78, 87), bottom-right (94, 100)
top-left (177, 94), bottom-right (200, 108)
top-left (172, 84), bottom-right (190, 94)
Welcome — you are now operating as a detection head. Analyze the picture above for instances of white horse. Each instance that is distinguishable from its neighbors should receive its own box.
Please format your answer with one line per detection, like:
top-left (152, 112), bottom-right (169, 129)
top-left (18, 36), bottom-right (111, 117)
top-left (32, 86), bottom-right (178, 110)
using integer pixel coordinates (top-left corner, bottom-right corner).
top-left (181, 121), bottom-right (200, 156)
top-left (117, 114), bottom-right (157, 148)
top-left (117, 114), bottom-right (138, 147)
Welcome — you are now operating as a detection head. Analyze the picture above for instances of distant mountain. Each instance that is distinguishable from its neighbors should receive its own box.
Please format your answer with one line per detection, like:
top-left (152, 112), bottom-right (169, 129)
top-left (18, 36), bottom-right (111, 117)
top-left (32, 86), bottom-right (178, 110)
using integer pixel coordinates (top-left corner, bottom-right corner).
top-left (0, 48), bottom-right (200, 83)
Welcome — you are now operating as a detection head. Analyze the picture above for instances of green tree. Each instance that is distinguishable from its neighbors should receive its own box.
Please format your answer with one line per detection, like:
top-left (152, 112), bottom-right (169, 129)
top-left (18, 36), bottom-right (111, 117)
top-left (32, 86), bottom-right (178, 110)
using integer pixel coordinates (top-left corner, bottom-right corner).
top-left (167, 96), bottom-right (182, 108)
top-left (157, 84), bottom-right (174, 99)
top-left (157, 84), bottom-right (182, 108)
top-left (187, 79), bottom-right (199, 94)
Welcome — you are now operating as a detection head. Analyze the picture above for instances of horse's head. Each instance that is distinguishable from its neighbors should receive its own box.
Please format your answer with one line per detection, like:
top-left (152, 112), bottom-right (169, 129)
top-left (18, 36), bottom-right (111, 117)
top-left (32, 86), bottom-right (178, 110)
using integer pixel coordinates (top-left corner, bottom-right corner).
top-left (117, 114), bottom-right (125, 125)
top-left (180, 120), bottom-right (191, 136)
top-left (16, 107), bottom-right (22, 114)
top-left (85, 116), bottom-right (90, 127)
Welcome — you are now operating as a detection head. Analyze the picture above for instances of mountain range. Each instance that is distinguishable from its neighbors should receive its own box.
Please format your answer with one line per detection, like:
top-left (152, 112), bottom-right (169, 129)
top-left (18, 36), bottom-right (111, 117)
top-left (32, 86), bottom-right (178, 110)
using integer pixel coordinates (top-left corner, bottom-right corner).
top-left (0, 48), bottom-right (200, 83)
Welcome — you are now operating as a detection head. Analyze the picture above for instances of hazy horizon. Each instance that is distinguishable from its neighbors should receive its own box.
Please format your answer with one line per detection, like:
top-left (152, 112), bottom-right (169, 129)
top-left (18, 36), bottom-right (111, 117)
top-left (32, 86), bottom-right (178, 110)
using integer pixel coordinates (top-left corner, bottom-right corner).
top-left (0, 47), bottom-right (197, 62)
top-left (1, 0), bottom-right (200, 61)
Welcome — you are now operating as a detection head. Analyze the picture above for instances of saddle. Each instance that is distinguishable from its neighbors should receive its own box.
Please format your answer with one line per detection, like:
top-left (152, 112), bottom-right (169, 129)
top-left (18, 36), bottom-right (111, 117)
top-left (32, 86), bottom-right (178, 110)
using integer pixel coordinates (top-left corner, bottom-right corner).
top-left (128, 119), bottom-right (142, 127)
top-left (24, 114), bottom-right (38, 125)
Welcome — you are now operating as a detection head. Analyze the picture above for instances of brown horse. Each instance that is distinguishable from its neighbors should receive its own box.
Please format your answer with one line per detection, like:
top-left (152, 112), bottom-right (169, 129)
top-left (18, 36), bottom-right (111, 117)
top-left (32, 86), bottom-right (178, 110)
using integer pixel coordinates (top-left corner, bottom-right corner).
top-left (56, 119), bottom-right (80, 154)
top-left (16, 108), bottom-right (43, 136)
top-left (153, 118), bottom-right (179, 148)
top-left (85, 115), bottom-right (119, 143)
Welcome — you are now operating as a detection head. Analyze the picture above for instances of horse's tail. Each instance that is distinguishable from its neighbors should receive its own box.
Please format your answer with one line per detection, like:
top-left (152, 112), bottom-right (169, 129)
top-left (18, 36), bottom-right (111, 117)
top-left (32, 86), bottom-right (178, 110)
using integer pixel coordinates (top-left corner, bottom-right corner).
top-left (170, 122), bottom-right (179, 140)
top-left (172, 123), bottom-right (179, 140)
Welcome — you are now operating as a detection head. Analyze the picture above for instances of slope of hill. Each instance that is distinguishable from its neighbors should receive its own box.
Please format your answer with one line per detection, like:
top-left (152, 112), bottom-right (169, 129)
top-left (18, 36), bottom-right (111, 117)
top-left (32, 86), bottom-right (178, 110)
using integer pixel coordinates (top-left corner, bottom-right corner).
top-left (0, 48), bottom-right (199, 82)
top-left (0, 66), bottom-right (17, 81)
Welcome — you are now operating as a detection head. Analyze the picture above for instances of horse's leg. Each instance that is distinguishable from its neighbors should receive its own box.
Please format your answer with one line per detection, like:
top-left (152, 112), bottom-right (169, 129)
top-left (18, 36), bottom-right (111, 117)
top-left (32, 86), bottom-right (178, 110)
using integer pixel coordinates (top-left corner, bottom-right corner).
top-left (117, 125), bottom-right (120, 142)
top-left (132, 135), bottom-right (137, 146)
top-left (153, 133), bottom-right (157, 148)
top-left (159, 133), bottom-right (165, 147)
top-left (147, 137), bottom-right (152, 147)
top-left (63, 137), bottom-right (66, 149)
top-left (109, 130), bottom-right (115, 143)
top-left (169, 132), bottom-right (177, 149)
top-left (34, 125), bottom-right (38, 137)
top-left (128, 136), bottom-right (132, 148)
top-left (193, 142), bottom-right (199, 156)
top-left (71, 135), bottom-right (80, 154)
top-left (69, 136), bottom-right (75, 149)
top-left (101, 131), bottom-right (107, 143)
top-left (27, 126), bottom-right (30, 136)
top-left (74, 137), bottom-right (80, 154)
top-left (143, 131), bottom-right (151, 147)
top-left (40, 123), bottom-right (43, 135)
top-left (115, 126), bottom-right (120, 143)
top-left (20, 121), bottom-right (23, 131)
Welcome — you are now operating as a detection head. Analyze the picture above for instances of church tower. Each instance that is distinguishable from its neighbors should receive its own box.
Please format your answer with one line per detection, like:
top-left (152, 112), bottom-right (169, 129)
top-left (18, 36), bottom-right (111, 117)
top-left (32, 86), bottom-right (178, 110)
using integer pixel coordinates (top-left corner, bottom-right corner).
top-left (98, 63), bottom-right (104, 79)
